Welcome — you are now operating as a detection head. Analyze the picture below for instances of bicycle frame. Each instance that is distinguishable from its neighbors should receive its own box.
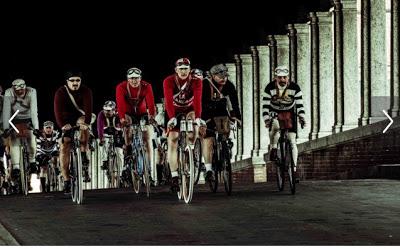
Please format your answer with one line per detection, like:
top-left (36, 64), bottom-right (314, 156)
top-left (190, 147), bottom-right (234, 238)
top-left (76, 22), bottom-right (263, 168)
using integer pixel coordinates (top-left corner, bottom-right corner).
top-left (127, 117), bottom-right (151, 197)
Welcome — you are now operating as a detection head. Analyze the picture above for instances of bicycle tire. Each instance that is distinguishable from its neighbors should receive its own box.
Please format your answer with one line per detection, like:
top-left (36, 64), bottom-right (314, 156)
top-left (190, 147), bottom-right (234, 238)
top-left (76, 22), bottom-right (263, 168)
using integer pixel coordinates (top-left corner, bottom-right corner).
top-left (176, 148), bottom-right (183, 200)
top-left (70, 151), bottom-right (78, 203)
top-left (276, 140), bottom-right (285, 191)
top-left (222, 150), bottom-right (232, 195)
top-left (286, 142), bottom-right (296, 195)
top-left (208, 142), bottom-right (219, 193)
top-left (110, 154), bottom-right (119, 188)
top-left (76, 148), bottom-right (84, 204)
top-left (46, 166), bottom-right (52, 192)
top-left (140, 148), bottom-right (151, 198)
top-left (20, 147), bottom-right (29, 196)
top-left (193, 138), bottom-right (202, 185)
top-left (128, 155), bottom-right (140, 194)
top-left (182, 146), bottom-right (194, 204)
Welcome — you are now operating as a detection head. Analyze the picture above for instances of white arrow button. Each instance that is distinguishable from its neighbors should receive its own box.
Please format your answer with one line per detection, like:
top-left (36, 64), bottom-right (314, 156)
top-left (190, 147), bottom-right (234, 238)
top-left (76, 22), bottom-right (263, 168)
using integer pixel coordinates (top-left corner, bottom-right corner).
top-left (382, 110), bottom-right (393, 133)
top-left (9, 110), bottom-right (20, 133)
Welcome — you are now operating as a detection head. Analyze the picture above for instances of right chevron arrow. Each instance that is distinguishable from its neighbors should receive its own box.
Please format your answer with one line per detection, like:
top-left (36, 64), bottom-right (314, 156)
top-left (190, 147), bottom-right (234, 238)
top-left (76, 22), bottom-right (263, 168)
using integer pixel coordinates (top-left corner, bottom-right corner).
top-left (382, 110), bottom-right (393, 134)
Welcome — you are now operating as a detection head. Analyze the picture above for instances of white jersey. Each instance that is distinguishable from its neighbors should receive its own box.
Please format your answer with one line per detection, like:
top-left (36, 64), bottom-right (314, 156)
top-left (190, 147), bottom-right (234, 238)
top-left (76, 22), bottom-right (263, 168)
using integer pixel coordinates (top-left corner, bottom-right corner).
top-left (2, 87), bottom-right (39, 130)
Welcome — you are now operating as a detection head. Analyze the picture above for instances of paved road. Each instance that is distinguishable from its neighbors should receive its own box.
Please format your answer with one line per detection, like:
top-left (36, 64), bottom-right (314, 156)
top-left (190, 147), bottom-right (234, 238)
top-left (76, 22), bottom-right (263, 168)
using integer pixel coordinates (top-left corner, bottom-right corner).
top-left (0, 179), bottom-right (399, 245)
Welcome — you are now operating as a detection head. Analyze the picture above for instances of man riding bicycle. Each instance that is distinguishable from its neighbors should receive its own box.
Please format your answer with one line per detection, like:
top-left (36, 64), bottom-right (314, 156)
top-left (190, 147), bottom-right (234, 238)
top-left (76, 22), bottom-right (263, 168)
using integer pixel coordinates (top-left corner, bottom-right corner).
top-left (262, 66), bottom-right (306, 180)
top-left (116, 67), bottom-right (156, 182)
top-left (201, 64), bottom-right (242, 183)
top-left (54, 71), bottom-right (94, 193)
top-left (97, 100), bottom-right (124, 175)
top-left (2, 79), bottom-right (39, 192)
top-left (163, 57), bottom-right (205, 190)
top-left (34, 120), bottom-right (60, 192)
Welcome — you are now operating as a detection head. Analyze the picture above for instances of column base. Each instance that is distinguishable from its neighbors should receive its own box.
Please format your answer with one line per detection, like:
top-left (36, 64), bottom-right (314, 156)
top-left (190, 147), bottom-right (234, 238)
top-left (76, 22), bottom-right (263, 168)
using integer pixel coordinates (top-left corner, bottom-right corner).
top-left (390, 108), bottom-right (400, 118)
top-left (317, 131), bottom-right (332, 138)
top-left (309, 132), bottom-right (319, 140)
top-left (358, 117), bottom-right (370, 126)
top-left (332, 124), bottom-right (343, 134)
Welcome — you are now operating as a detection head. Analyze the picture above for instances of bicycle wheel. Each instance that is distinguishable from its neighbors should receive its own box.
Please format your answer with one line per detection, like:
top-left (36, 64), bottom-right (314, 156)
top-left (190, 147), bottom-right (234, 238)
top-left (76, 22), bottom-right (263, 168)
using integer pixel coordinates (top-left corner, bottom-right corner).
top-left (222, 143), bottom-right (232, 195)
top-left (129, 155), bottom-right (140, 194)
top-left (76, 148), bottom-right (84, 204)
top-left (286, 142), bottom-right (296, 195)
top-left (209, 149), bottom-right (218, 193)
top-left (140, 148), bottom-right (151, 198)
top-left (49, 165), bottom-right (57, 192)
top-left (182, 146), bottom-right (194, 204)
top-left (193, 138), bottom-right (202, 185)
top-left (46, 166), bottom-right (52, 192)
top-left (276, 141), bottom-right (285, 191)
top-left (109, 154), bottom-right (119, 188)
top-left (20, 147), bottom-right (29, 196)
top-left (161, 141), bottom-right (171, 185)
top-left (70, 151), bottom-right (78, 203)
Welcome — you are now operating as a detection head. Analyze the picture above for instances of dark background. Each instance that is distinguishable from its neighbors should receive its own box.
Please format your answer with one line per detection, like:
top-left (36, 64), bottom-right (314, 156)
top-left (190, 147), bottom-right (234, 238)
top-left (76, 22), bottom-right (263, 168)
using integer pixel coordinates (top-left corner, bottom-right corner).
top-left (0, 0), bottom-right (331, 128)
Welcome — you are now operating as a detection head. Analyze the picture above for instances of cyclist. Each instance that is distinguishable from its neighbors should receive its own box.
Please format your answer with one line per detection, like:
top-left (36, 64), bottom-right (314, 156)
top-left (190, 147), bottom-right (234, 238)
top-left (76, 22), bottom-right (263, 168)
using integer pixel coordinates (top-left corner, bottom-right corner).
top-left (97, 101), bottom-right (124, 174)
top-left (163, 57), bottom-right (205, 190)
top-left (34, 120), bottom-right (60, 192)
top-left (262, 65), bottom-right (306, 180)
top-left (54, 71), bottom-right (94, 193)
top-left (191, 68), bottom-right (204, 80)
top-left (2, 79), bottom-right (39, 192)
top-left (201, 64), bottom-right (241, 183)
top-left (115, 67), bottom-right (156, 181)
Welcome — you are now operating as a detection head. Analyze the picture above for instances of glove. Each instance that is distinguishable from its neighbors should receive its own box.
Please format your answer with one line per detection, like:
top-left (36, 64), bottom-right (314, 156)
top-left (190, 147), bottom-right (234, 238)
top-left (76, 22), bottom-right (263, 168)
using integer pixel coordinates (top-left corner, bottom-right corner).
top-left (62, 124), bottom-right (72, 131)
top-left (231, 117), bottom-right (242, 129)
top-left (79, 123), bottom-right (89, 131)
top-left (167, 117), bottom-right (177, 128)
top-left (264, 118), bottom-right (271, 128)
top-left (121, 118), bottom-right (129, 127)
top-left (195, 118), bottom-right (206, 127)
top-left (299, 116), bottom-right (306, 128)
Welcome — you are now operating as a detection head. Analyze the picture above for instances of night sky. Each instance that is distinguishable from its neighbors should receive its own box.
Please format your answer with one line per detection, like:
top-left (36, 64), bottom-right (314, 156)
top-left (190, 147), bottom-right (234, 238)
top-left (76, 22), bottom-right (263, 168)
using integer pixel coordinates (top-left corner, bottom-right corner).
top-left (0, 0), bottom-right (331, 128)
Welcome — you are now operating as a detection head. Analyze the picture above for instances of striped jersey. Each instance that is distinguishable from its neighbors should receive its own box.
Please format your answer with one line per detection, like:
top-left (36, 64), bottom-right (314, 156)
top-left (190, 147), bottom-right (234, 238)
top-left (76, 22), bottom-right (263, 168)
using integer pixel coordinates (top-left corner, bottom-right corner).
top-left (262, 81), bottom-right (305, 121)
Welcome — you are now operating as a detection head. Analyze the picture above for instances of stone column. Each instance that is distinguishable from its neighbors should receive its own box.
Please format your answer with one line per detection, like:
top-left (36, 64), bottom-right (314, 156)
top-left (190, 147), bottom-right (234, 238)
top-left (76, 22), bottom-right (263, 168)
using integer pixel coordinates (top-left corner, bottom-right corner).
top-left (317, 11), bottom-right (335, 138)
top-left (275, 35), bottom-right (290, 68)
top-left (332, 0), bottom-right (345, 133)
top-left (309, 12), bottom-right (321, 140)
top-left (359, 0), bottom-right (371, 126)
top-left (267, 35), bottom-right (277, 80)
top-left (257, 45), bottom-right (271, 152)
top-left (241, 54), bottom-right (253, 160)
top-left (294, 23), bottom-right (312, 143)
top-left (390, 0), bottom-right (400, 117)
top-left (287, 24), bottom-right (298, 83)
top-left (225, 63), bottom-right (238, 160)
top-left (340, 0), bottom-right (360, 131)
top-left (369, 0), bottom-right (391, 123)
top-left (234, 54), bottom-right (244, 161)
top-left (251, 46), bottom-right (262, 158)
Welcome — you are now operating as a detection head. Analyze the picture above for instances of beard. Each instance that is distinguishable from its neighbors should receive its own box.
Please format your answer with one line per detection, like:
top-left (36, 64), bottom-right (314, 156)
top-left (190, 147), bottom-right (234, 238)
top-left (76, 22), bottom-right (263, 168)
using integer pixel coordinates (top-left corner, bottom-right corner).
top-left (70, 84), bottom-right (80, 91)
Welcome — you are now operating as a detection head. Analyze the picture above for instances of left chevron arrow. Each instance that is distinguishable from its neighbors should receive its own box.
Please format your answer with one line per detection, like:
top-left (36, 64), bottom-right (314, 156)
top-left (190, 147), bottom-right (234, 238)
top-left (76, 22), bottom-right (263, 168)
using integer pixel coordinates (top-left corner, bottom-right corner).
top-left (9, 110), bottom-right (20, 133)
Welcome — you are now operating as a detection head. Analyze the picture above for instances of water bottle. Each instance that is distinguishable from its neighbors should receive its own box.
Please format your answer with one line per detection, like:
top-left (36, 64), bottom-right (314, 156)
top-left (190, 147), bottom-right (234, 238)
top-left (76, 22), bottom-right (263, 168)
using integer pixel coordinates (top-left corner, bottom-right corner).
top-left (180, 119), bottom-right (186, 132)
top-left (187, 119), bottom-right (193, 132)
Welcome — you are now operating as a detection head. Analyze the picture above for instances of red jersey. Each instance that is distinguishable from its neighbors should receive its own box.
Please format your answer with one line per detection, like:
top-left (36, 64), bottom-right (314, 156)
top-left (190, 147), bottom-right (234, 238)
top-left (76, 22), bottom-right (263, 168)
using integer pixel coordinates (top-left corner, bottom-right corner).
top-left (116, 80), bottom-right (156, 120)
top-left (163, 74), bottom-right (202, 119)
